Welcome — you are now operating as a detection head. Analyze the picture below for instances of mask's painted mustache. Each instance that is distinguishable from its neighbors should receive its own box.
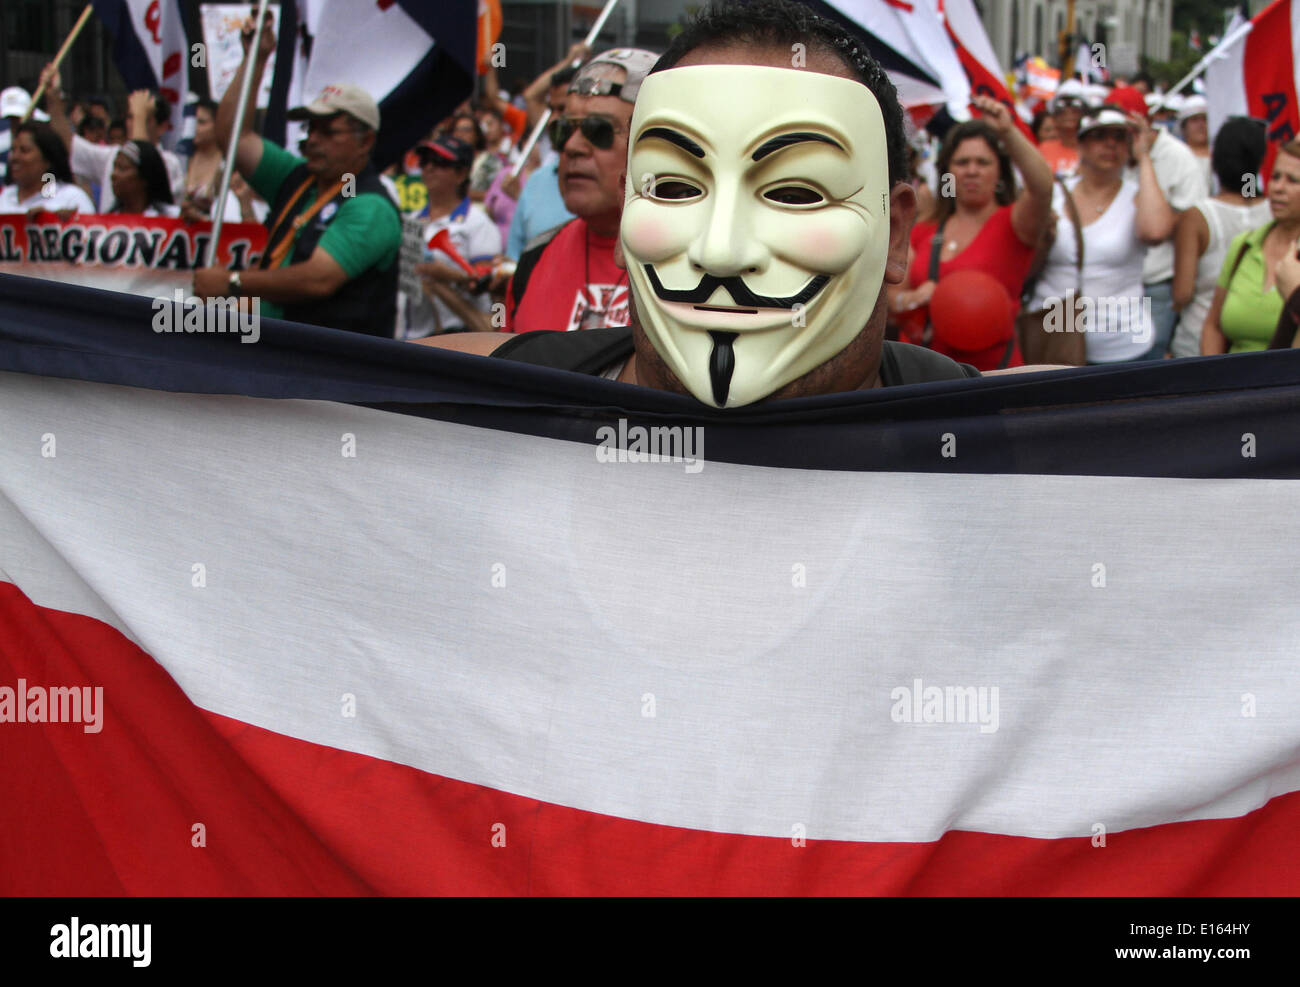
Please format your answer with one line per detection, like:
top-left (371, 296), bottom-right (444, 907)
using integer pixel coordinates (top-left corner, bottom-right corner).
top-left (709, 331), bottom-right (737, 407)
top-left (644, 265), bottom-right (829, 310)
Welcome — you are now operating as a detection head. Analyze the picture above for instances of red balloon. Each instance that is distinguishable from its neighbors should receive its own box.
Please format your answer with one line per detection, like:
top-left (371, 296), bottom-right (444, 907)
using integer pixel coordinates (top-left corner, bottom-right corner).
top-left (928, 269), bottom-right (1013, 352)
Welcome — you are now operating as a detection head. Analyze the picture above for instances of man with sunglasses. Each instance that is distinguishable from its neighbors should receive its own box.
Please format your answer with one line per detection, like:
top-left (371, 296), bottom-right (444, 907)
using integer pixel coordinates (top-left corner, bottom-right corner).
top-left (1037, 79), bottom-right (1087, 178)
top-left (504, 48), bottom-right (659, 334)
top-left (193, 16), bottom-right (402, 337)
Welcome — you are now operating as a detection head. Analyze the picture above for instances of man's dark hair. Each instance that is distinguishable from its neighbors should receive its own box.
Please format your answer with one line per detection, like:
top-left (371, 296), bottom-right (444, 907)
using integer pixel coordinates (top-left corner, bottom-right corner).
top-left (194, 98), bottom-right (218, 118)
top-left (147, 89), bottom-right (171, 126)
top-left (1211, 117), bottom-right (1266, 192)
top-left (111, 139), bottom-right (175, 212)
top-left (77, 115), bottom-right (105, 138)
top-left (649, 0), bottom-right (907, 186)
top-left (550, 65), bottom-right (579, 89)
top-left (17, 122), bottom-right (74, 184)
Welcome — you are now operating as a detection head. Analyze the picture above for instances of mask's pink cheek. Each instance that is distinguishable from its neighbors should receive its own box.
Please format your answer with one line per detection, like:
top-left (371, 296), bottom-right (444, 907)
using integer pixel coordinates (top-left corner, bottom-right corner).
top-left (622, 200), bottom-right (693, 262)
top-left (770, 213), bottom-right (871, 273)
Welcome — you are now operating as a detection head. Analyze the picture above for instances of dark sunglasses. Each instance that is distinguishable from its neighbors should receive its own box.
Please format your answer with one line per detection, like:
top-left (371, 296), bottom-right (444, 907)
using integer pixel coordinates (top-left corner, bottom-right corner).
top-left (549, 114), bottom-right (619, 151)
top-left (1083, 127), bottom-right (1130, 143)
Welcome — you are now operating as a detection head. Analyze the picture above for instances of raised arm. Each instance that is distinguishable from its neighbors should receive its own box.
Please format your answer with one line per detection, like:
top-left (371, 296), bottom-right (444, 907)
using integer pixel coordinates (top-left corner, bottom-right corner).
top-left (973, 95), bottom-right (1053, 248)
top-left (38, 64), bottom-right (73, 151)
top-left (521, 43), bottom-right (590, 126)
top-left (216, 13), bottom-right (277, 178)
top-left (1131, 115), bottom-right (1177, 245)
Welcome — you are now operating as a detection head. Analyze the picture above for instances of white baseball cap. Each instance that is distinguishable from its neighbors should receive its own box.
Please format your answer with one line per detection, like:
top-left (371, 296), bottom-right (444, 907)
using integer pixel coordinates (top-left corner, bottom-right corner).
top-left (287, 83), bottom-right (380, 131)
top-left (1077, 107), bottom-right (1136, 139)
top-left (1, 86), bottom-right (32, 120)
top-left (1178, 94), bottom-right (1208, 123)
top-left (1049, 79), bottom-right (1086, 111)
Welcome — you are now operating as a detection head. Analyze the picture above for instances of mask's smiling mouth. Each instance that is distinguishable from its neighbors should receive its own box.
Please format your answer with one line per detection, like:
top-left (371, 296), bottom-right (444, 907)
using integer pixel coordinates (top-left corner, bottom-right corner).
top-left (694, 304), bottom-right (759, 314)
top-left (644, 265), bottom-right (829, 310)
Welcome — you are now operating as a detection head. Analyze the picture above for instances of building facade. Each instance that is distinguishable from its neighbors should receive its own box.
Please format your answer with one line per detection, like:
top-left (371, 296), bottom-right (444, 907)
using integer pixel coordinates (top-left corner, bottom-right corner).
top-left (977, 0), bottom-right (1172, 74)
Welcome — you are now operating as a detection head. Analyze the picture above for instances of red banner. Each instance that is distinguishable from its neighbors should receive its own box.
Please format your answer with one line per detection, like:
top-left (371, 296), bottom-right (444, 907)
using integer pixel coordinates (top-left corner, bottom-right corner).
top-left (0, 213), bottom-right (266, 297)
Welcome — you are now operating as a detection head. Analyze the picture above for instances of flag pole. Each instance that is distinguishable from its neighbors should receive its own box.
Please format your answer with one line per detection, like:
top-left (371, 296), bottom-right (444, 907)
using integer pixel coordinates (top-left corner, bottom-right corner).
top-left (207, 0), bottom-right (272, 267)
top-left (1145, 15), bottom-right (1253, 113)
top-left (22, 4), bottom-right (94, 124)
top-left (510, 0), bottom-right (622, 178)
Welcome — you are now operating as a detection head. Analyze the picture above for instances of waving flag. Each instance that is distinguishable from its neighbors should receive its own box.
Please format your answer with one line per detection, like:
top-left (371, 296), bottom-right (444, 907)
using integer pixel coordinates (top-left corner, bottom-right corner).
top-left (263, 0), bottom-right (476, 170)
top-left (91, 0), bottom-right (188, 150)
top-left (3, 276), bottom-right (1300, 895)
top-left (1206, 0), bottom-right (1300, 184)
top-left (812, 0), bottom-right (1032, 138)
top-left (804, 0), bottom-right (966, 120)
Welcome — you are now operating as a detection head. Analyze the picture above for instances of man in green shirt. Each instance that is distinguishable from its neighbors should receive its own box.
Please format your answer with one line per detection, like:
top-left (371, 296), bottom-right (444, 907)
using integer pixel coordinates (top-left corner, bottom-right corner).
top-left (194, 17), bottom-right (401, 336)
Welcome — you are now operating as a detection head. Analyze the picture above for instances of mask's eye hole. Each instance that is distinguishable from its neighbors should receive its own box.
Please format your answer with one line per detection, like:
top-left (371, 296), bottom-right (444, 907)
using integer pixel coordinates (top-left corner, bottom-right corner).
top-left (649, 179), bottom-right (702, 201)
top-left (763, 185), bottom-right (824, 205)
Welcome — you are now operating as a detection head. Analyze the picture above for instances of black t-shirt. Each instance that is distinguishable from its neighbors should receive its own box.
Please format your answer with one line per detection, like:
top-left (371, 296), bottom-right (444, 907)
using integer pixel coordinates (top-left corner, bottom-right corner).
top-left (493, 325), bottom-right (981, 386)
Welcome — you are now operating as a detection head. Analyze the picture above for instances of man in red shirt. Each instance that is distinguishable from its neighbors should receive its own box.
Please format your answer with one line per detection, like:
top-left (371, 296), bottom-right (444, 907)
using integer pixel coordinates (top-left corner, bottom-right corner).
top-left (505, 48), bottom-right (658, 333)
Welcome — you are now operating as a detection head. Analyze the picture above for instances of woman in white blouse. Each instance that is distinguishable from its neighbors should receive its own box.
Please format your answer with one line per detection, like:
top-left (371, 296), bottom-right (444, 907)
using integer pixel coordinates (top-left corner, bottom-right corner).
top-left (1028, 108), bottom-right (1174, 363)
top-left (0, 122), bottom-right (95, 215)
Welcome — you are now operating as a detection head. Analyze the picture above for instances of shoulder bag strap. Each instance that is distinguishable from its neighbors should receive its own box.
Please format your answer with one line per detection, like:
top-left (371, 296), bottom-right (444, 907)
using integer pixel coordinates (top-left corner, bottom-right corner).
top-left (928, 219), bottom-right (946, 282)
top-left (1056, 177), bottom-right (1085, 295)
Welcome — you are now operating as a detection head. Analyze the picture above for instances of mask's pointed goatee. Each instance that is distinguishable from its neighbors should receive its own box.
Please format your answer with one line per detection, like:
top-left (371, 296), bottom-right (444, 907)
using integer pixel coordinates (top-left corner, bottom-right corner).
top-left (708, 331), bottom-right (738, 407)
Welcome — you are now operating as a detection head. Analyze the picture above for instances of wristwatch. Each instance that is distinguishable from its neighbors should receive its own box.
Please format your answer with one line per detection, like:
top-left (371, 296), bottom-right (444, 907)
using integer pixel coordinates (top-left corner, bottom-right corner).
top-left (228, 272), bottom-right (242, 297)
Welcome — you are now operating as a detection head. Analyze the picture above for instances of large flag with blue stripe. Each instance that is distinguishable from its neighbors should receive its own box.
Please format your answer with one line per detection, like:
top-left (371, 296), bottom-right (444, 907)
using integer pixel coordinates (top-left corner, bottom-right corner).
top-left (2, 274), bottom-right (1300, 895)
top-left (263, 0), bottom-right (477, 171)
top-left (91, 0), bottom-right (189, 150)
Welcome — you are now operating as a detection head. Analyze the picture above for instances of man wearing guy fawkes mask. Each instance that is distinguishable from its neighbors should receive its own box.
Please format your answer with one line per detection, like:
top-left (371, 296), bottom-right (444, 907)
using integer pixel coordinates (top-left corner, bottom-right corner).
top-left (420, 0), bottom-right (1000, 405)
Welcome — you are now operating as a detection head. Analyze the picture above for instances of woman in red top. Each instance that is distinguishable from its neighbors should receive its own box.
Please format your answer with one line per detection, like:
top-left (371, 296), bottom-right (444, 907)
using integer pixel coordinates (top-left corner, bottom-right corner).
top-left (890, 95), bottom-right (1054, 369)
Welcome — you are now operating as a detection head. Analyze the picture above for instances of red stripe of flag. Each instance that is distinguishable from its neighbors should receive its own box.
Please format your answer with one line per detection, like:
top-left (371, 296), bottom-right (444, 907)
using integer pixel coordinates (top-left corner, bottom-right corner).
top-left (1244, 0), bottom-right (1300, 182)
top-left (3, 582), bottom-right (1298, 895)
top-left (942, 24), bottom-right (1036, 143)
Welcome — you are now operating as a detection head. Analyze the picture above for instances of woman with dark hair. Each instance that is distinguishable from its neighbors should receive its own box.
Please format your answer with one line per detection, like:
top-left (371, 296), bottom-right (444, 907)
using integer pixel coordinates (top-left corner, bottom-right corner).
top-left (0, 121), bottom-right (95, 214)
top-left (180, 98), bottom-right (260, 223)
top-left (1201, 139), bottom-right (1300, 353)
top-left (1031, 107), bottom-right (1058, 144)
top-left (1169, 117), bottom-right (1271, 358)
top-left (889, 97), bottom-right (1054, 369)
top-left (108, 139), bottom-right (180, 217)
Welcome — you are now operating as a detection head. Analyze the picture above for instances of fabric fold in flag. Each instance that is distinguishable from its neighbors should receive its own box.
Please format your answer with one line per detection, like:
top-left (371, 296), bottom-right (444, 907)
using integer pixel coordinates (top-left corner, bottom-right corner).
top-left (2, 275), bottom-right (1300, 895)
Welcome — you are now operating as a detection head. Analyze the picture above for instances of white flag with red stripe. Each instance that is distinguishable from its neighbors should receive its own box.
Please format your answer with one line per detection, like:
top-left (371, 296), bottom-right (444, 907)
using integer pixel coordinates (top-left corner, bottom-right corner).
top-left (3, 278), bottom-right (1300, 894)
top-left (91, 0), bottom-right (189, 151)
top-left (1206, 0), bottom-right (1300, 183)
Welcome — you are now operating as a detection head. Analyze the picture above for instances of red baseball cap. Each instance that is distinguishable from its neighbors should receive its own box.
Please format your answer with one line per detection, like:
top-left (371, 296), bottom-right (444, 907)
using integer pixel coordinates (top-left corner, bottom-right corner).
top-left (1104, 85), bottom-right (1148, 119)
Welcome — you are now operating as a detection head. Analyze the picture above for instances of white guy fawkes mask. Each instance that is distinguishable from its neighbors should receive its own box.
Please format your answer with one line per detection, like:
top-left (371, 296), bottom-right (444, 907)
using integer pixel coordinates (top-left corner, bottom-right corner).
top-left (621, 64), bottom-right (891, 408)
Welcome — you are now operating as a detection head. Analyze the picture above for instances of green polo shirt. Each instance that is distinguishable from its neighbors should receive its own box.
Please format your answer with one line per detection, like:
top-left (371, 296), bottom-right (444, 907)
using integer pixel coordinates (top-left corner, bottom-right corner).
top-left (1217, 223), bottom-right (1284, 353)
top-left (248, 138), bottom-right (401, 320)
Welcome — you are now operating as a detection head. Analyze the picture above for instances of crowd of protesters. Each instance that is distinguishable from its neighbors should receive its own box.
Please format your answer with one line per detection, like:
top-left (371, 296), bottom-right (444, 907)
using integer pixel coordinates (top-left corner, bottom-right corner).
top-left (4, 8), bottom-right (1300, 363)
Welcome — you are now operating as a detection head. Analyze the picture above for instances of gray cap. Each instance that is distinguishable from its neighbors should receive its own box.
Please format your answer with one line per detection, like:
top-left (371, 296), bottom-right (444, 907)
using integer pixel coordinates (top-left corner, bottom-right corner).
top-left (569, 48), bottom-right (659, 104)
